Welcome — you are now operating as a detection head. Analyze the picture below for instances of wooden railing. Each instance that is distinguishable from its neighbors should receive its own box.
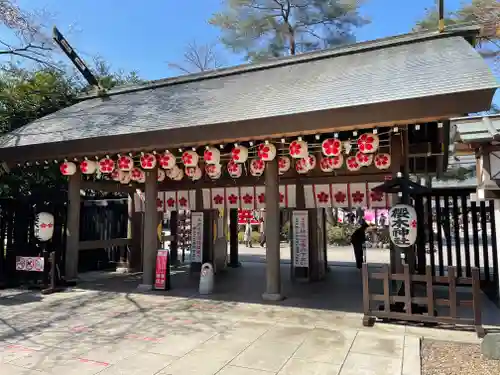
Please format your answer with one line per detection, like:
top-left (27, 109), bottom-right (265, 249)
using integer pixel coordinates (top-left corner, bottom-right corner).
top-left (362, 263), bottom-right (484, 337)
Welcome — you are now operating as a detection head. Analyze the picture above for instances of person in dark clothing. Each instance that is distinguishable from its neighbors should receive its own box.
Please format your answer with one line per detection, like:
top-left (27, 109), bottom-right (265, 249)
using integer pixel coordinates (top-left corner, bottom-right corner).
top-left (351, 221), bottom-right (369, 269)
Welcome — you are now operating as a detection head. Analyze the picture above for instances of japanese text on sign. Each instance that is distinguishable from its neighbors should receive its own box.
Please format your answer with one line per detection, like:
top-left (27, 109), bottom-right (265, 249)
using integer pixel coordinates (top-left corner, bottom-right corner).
top-left (292, 211), bottom-right (309, 267)
top-left (388, 204), bottom-right (417, 248)
top-left (190, 212), bottom-right (204, 263)
top-left (154, 249), bottom-right (168, 290)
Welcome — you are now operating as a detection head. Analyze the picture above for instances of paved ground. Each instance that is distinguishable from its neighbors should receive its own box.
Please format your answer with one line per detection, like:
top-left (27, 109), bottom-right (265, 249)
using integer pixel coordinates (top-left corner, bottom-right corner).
top-left (1, 285), bottom-right (421, 375)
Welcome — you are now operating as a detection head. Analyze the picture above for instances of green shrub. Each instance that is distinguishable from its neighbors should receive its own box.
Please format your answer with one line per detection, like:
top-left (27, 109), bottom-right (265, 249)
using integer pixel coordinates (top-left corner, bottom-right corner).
top-left (237, 231), bottom-right (261, 244)
top-left (326, 223), bottom-right (357, 246)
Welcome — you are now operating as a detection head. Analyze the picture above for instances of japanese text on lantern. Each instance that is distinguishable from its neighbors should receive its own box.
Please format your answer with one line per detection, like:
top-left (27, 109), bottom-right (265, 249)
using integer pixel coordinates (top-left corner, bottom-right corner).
top-left (190, 212), bottom-right (204, 263)
top-left (292, 211), bottom-right (309, 267)
top-left (388, 204), bottom-right (417, 248)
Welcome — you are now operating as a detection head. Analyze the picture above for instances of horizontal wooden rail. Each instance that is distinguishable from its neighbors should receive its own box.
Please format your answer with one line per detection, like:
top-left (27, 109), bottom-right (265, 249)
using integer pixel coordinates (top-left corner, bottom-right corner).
top-left (79, 238), bottom-right (131, 250)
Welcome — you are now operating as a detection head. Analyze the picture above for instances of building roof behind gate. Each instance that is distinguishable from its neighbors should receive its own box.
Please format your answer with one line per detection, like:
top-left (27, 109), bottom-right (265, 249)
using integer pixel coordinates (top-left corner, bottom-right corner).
top-left (0, 26), bottom-right (497, 162)
top-left (452, 114), bottom-right (500, 143)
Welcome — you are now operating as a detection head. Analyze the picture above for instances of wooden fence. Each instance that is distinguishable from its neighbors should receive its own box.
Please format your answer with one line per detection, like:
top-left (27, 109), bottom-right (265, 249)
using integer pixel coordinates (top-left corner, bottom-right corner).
top-left (362, 263), bottom-right (484, 337)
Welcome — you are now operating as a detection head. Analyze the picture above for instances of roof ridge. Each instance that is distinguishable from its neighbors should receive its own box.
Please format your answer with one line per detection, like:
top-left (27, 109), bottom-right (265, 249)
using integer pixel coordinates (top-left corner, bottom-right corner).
top-left (78, 25), bottom-right (481, 101)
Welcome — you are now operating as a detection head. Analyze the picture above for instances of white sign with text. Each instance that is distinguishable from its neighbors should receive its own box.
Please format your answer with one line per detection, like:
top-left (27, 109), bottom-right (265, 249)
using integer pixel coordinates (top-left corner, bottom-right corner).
top-left (292, 210), bottom-right (309, 267)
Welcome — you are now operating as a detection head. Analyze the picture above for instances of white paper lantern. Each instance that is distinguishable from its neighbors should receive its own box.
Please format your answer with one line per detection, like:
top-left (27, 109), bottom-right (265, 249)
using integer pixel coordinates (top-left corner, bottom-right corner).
top-left (60, 161), bottom-right (76, 176)
top-left (131, 167), bottom-right (145, 182)
top-left (289, 139), bottom-right (308, 159)
top-left (158, 151), bottom-right (176, 170)
top-left (332, 154), bottom-right (344, 169)
top-left (343, 141), bottom-right (352, 155)
top-left (98, 158), bottom-right (115, 174)
top-left (192, 166), bottom-right (202, 181)
top-left (304, 154), bottom-right (317, 171)
top-left (120, 171), bottom-right (131, 184)
top-left (321, 138), bottom-right (342, 157)
top-left (166, 165), bottom-right (182, 180)
top-left (117, 155), bottom-right (133, 171)
top-left (355, 151), bottom-right (373, 167)
top-left (172, 168), bottom-right (184, 181)
top-left (157, 169), bottom-right (166, 182)
top-left (295, 158), bottom-right (309, 174)
top-left (205, 163), bottom-right (221, 177)
top-left (374, 153), bottom-right (391, 170)
top-left (111, 169), bottom-right (123, 181)
top-left (140, 153), bottom-right (157, 169)
top-left (357, 133), bottom-right (380, 154)
top-left (227, 160), bottom-right (242, 178)
top-left (231, 145), bottom-right (248, 164)
top-left (182, 150), bottom-right (199, 167)
top-left (35, 212), bottom-right (54, 242)
top-left (250, 158), bottom-right (265, 177)
top-left (210, 170), bottom-right (221, 180)
top-left (389, 204), bottom-right (418, 247)
top-left (80, 160), bottom-right (97, 174)
top-left (203, 147), bottom-right (220, 165)
top-left (185, 166), bottom-right (202, 180)
top-left (137, 174), bottom-right (146, 183)
top-left (346, 156), bottom-right (361, 172)
top-left (257, 142), bottom-right (276, 161)
top-left (319, 157), bottom-right (334, 172)
top-left (278, 156), bottom-right (291, 175)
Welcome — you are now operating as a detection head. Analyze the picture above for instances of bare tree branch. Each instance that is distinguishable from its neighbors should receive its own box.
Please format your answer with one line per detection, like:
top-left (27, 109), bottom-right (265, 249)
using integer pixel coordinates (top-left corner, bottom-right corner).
top-left (168, 40), bottom-right (224, 74)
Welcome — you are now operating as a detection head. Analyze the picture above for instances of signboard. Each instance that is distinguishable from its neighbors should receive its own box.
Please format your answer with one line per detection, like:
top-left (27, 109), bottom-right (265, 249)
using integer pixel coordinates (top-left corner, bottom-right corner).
top-left (154, 249), bottom-right (169, 290)
top-left (190, 212), bottom-right (204, 263)
top-left (238, 209), bottom-right (260, 225)
top-left (388, 204), bottom-right (417, 248)
top-left (292, 211), bottom-right (309, 267)
top-left (16, 256), bottom-right (44, 272)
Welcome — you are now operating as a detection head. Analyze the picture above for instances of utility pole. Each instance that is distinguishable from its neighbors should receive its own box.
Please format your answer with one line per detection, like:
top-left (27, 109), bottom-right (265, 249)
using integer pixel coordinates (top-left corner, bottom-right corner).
top-left (438, 0), bottom-right (445, 33)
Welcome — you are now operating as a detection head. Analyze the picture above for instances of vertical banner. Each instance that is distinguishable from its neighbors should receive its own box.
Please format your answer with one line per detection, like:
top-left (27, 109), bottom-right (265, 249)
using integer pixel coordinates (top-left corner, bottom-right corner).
top-left (292, 210), bottom-right (309, 268)
top-left (190, 212), bottom-right (204, 263)
top-left (154, 249), bottom-right (169, 290)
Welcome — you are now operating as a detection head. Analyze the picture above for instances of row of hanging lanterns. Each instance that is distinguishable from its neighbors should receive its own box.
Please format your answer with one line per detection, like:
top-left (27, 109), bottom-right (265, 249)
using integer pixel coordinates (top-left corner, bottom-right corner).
top-left (59, 132), bottom-right (391, 183)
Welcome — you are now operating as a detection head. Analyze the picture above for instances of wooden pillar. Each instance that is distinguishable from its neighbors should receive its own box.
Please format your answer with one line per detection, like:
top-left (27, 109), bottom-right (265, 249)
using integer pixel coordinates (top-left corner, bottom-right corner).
top-left (228, 208), bottom-right (240, 267)
top-left (390, 133), bottom-right (403, 275)
top-left (139, 168), bottom-right (158, 288)
top-left (263, 159), bottom-right (283, 300)
top-left (65, 170), bottom-right (81, 281)
top-left (169, 211), bottom-right (178, 265)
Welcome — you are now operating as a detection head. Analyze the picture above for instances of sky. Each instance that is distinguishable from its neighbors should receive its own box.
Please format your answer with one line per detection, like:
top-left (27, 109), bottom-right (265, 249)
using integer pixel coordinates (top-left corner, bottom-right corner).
top-left (10, 0), bottom-right (467, 80)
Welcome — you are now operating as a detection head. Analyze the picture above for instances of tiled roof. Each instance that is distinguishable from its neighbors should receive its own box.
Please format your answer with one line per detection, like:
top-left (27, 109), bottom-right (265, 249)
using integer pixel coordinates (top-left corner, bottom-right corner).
top-left (452, 114), bottom-right (500, 143)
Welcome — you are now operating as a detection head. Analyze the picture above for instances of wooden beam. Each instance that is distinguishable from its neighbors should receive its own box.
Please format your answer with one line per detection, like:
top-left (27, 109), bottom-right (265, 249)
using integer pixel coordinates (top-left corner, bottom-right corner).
top-left (79, 238), bottom-right (131, 250)
top-left (81, 179), bottom-right (136, 193)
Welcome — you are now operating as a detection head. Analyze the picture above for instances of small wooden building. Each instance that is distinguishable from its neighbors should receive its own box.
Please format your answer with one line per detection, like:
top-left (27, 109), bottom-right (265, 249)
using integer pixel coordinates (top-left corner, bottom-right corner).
top-left (0, 26), bottom-right (497, 299)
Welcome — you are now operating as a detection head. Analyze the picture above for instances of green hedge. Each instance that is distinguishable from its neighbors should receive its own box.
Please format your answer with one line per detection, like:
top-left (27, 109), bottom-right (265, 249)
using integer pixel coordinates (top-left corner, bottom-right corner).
top-left (237, 231), bottom-right (261, 244)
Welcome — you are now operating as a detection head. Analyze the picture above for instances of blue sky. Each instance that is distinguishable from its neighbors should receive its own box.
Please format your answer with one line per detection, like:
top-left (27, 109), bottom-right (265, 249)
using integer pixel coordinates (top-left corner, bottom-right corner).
top-left (11, 0), bottom-right (466, 79)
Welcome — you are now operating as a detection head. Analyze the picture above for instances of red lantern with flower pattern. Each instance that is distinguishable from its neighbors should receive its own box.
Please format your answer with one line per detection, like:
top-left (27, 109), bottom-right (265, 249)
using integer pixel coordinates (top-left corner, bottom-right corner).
top-left (257, 143), bottom-right (276, 161)
top-left (181, 150), bottom-right (199, 167)
top-left (319, 157), bottom-right (334, 172)
top-left (120, 171), bottom-right (131, 184)
top-left (231, 145), bottom-right (248, 164)
top-left (295, 158), bottom-right (309, 174)
top-left (140, 153), bottom-right (157, 170)
top-left (278, 156), bottom-right (291, 175)
top-left (186, 166), bottom-right (202, 181)
top-left (111, 169), bottom-right (123, 181)
top-left (158, 152), bottom-right (176, 170)
top-left (355, 151), bottom-right (373, 167)
top-left (117, 155), bottom-right (133, 171)
top-left (357, 133), bottom-right (379, 154)
top-left (250, 159), bottom-right (265, 177)
top-left (227, 160), bottom-right (242, 178)
top-left (157, 169), bottom-right (166, 182)
top-left (99, 158), bottom-right (115, 174)
top-left (374, 153), bottom-right (391, 170)
top-left (60, 161), bottom-right (77, 176)
top-left (204, 147), bottom-right (220, 165)
top-left (332, 154), bottom-right (344, 169)
top-left (80, 160), bottom-right (97, 175)
top-left (130, 167), bottom-right (145, 182)
top-left (321, 138), bottom-right (342, 157)
top-left (289, 139), bottom-right (308, 159)
top-left (346, 156), bottom-right (361, 172)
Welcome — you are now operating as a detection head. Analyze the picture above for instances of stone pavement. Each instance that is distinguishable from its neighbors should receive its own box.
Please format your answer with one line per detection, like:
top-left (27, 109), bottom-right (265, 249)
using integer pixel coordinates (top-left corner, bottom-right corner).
top-left (0, 285), bottom-right (425, 375)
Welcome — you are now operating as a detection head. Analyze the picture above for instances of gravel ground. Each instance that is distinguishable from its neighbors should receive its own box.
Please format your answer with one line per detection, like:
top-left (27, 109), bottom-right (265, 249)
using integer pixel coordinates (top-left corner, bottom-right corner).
top-left (422, 339), bottom-right (500, 375)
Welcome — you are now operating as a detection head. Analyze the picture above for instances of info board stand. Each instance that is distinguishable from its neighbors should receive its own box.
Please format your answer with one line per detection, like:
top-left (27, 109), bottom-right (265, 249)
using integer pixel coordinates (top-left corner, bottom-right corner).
top-left (291, 210), bottom-right (310, 282)
top-left (189, 210), bottom-right (216, 274)
top-left (154, 249), bottom-right (171, 291)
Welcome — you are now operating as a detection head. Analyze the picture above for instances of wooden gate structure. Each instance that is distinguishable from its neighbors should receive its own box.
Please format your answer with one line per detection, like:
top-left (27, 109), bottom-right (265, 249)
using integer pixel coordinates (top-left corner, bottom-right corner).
top-left (0, 26), bottom-right (496, 300)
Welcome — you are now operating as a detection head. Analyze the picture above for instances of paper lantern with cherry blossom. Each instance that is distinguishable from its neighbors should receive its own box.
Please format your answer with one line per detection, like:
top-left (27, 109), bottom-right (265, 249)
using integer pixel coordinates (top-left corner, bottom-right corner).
top-left (321, 138), bottom-right (342, 157)
top-left (35, 212), bottom-right (54, 242)
top-left (137, 174), bottom-right (146, 183)
top-left (210, 171), bottom-right (221, 180)
top-left (181, 150), bottom-right (199, 167)
top-left (304, 154), bottom-right (317, 171)
top-left (80, 160), bottom-right (97, 175)
top-left (320, 157), bottom-right (335, 172)
top-left (157, 169), bottom-right (166, 182)
top-left (289, 139), bottom-right (308, 159)
top-left (203, 147), bottom-right (220, 165)
top-left (205, 163), bottom-right (221, 178)
top-left (227, 160), bottom-right (242, 178)
top-left (355, 151), bottom-right (373, 167)
top-left (130, 167), bottom-right (145, 182)
top-left (231, 145), bottom-right (248, 164)
top-left (257, 143), bottom-right (276, 162)
top-left (332, 154), bottom-right (344, 169)
top-left (120, 171), bottom-right (131, 184)
top-left (250, 159), bottom-right (265, 177)
top-left (185, 166), bottom-right (202, 180)
top-left (140, 153), bottom-right (157, 170)
top-left (60, 161), bottom-right (76, 176)
top-left (117, 155), bottom-right (133, 171)
top-left (158, 151), bottom-right (176, 170)
top-left (295, 158), bottom-right (309, 174)
top-left (111, 169), bottom-right (123, 181)
top-left (172, 168), bottom-right (184, 181)
top-left (346, 156), bottom-right (361, 172)
top-left (278, 156), bottom-right (291, 175)
top-left (357, 133), bottom-right (379, 154)
top-left (166, 165), bottom-right (182, 180)
top-left (374, 153), bottom-right (391, 170)
top-left (99, 158), bottom-right (115, 174)
top-left (343, 141), bottom-right (352, 155)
